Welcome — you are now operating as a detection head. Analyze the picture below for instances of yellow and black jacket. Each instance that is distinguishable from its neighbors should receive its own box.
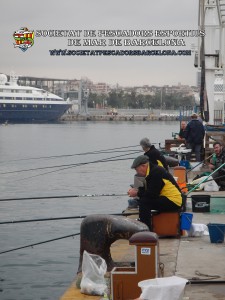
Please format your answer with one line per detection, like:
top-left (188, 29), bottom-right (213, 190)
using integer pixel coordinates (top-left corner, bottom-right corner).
top-left (137, 162), bottom-right (182, 207)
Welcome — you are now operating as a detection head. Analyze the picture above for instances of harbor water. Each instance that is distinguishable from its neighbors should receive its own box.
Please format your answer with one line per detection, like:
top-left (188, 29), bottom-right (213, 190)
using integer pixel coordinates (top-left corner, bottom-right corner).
top-left (0, 121), bottom-right (179, 300)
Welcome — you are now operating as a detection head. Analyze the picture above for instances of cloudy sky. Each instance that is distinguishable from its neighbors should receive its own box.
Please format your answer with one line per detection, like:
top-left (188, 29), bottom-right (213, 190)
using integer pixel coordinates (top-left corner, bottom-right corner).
top-left (1, 0), bottom-right (199, 87)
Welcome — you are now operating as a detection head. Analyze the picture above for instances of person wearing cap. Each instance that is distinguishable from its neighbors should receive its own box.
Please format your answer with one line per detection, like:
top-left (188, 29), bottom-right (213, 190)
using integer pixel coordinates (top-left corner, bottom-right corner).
top-left (140, 137), bottom-right (168, 170)
top-left (127, 155), bottom-right (182, 229)
top-left (128, 138), bottom-right (168, 209)
top-left (184, 113), bottom-right (205, 162)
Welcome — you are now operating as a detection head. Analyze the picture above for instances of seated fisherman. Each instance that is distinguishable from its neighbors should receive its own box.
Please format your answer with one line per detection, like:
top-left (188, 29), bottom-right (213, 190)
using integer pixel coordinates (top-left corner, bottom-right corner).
top-left (208, 142), bottom-right (225, 190)
top-left (128, 138), bottom-right (168, 209)
top-left (127, 155), bottom-right (182, 229)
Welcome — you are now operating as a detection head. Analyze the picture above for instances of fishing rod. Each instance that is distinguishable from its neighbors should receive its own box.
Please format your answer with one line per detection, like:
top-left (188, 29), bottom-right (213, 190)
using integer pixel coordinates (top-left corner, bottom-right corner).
top-left (0, 193), bottom-right (127, 202)
top-left (0, 232), bottom-right (81, 255)
top-left (0, 213), bottom-right (138, 254)
top-left (0, 142), bottom-right (162, 165)
top-left (180, 173), bottom-right (225, 193)
top-left (190, 173), bottom-right (225, 185)
top-left (0, 212), bottom-right (137, 225)
top-left (0, 144), bottom-right (140, 164)
top-left (15, 153), bottom-right (141, 182)
top-left (186, 153), bottom-right (214, 174)
top-left (187, 161), bottom-right (225, 195)
top-left (1, 150), bottom-right (141, 176)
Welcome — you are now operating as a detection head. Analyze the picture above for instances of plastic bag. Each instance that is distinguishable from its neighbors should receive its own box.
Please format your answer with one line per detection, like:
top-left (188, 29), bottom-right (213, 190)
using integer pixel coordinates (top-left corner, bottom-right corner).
top-left (187, 223), bottom-right (209, 237)
top-left (80, 250), bottom-right (107, 296)
top-left (203, 176), bottom-right (219, 192)
top-left (190, 176), bottom-right (219, 192)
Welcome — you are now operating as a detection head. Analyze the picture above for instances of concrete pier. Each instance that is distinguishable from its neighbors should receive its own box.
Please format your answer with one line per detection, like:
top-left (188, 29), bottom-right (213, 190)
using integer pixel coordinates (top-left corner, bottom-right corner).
top-left (61, 113), bottom-right (179, 122)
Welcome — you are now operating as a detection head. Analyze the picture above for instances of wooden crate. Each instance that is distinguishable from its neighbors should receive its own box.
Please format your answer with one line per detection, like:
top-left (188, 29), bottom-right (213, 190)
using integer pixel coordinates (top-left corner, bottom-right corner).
top-left (151, 212), bottom-right (181, 237)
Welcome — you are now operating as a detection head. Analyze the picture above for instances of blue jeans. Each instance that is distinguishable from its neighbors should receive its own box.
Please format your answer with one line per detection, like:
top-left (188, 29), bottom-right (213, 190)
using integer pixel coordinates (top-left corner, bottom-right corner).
top-left (187, 143), bottom-right (202, 162)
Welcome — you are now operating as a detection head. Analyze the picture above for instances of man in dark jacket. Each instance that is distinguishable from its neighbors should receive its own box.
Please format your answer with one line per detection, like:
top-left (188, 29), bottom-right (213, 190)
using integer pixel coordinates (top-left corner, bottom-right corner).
top-left (184, 113), bottom-right (205, 162)
top-left (140, 137), bottom-right (168, 170)
top-left (128, 155), bottom-right (182, 229)
top-left (178, 121), bottom-right (187, 139)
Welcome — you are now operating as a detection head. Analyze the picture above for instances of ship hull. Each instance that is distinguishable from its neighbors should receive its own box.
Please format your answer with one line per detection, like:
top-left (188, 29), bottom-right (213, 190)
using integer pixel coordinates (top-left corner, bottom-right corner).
top-left (0, 103), bottom-right (71, 123)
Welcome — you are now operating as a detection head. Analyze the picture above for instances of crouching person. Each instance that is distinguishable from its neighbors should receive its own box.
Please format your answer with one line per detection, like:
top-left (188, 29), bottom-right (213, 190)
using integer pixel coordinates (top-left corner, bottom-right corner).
top-left (127, 155), bottom-right (182, 230)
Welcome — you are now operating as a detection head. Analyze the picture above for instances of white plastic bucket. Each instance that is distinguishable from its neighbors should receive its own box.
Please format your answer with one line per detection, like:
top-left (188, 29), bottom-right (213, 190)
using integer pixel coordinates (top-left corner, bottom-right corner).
top-left (138, 276), bottom-right (188, 300)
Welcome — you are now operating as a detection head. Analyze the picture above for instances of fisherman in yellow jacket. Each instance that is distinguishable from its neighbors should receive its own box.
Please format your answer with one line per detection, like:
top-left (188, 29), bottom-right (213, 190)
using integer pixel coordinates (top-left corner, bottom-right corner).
top-left (128, 155), bottom-right (182, 229)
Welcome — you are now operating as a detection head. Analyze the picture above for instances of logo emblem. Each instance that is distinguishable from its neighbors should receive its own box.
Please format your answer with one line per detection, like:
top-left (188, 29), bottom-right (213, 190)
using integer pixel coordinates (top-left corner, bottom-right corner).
top-left (13, 27), bottom-right (34, 52)
top-left (141, 248), bottom-right (151, 255)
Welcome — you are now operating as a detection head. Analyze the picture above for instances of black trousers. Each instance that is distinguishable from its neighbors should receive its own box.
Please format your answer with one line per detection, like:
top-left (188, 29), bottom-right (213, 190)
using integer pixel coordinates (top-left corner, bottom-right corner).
top-left (139, 196), bottom-right (181, 230)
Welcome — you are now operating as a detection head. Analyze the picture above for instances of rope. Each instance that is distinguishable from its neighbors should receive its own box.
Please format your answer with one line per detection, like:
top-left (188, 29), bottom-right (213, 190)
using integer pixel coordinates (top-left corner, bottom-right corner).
top-left (190, 270), bottom-right (221, 281)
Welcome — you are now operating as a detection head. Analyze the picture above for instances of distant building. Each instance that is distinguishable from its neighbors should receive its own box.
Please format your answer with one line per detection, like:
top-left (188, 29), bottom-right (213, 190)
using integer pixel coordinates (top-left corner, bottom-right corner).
top-left (135, 86), bottom-right (155, 96)
top-left (92, 82), bottom-right (110, 95)
top-left (16, 74), bottom-right (198, 101)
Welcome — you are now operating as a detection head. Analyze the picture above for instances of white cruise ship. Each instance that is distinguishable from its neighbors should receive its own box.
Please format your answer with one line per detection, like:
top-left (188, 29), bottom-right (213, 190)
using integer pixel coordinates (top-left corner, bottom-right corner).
top-left (0, 73), bottom-right (72, 122)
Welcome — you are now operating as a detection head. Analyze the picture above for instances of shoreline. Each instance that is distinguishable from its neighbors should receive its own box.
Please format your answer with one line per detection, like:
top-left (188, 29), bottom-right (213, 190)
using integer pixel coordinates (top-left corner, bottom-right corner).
top-left (61, 113), bottom-right (180, 122)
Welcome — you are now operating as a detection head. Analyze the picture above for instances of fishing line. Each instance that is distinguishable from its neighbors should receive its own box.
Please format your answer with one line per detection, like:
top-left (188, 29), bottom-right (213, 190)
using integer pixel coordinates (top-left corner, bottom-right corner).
top-left (0, 212), bottom-right (138, 254)
top-left (15, 152), bottom-right (140, 182)
top-left (0, 212), bottom-right (137, 225)
top-left (0, 144), bottom-right (140, 164)
top-left (0, 192), bottom-right (127, 202)
top-left (0, 232), bottom-right (81, 255)
top-left (0, 142), bottom-right (161, 165)
top-left (0, 150), bottom-right (141, 176)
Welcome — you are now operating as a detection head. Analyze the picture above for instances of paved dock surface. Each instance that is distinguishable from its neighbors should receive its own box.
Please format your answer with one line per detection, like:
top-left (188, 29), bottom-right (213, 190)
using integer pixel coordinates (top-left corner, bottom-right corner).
top-left (177, 213), bottom-right (225, 299)
top-left (60, 212), bottom-right (225, 300)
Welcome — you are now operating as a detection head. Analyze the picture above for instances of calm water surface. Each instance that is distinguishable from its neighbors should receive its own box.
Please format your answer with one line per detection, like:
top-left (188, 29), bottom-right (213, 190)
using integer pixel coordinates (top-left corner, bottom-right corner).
top-left (0, 121), bottom-right (179, 300)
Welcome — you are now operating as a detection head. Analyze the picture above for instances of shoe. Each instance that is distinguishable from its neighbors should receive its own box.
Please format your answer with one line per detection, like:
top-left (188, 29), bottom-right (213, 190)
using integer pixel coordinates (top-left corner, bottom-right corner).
top-left (128, 198), bottom-right (139, 209)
